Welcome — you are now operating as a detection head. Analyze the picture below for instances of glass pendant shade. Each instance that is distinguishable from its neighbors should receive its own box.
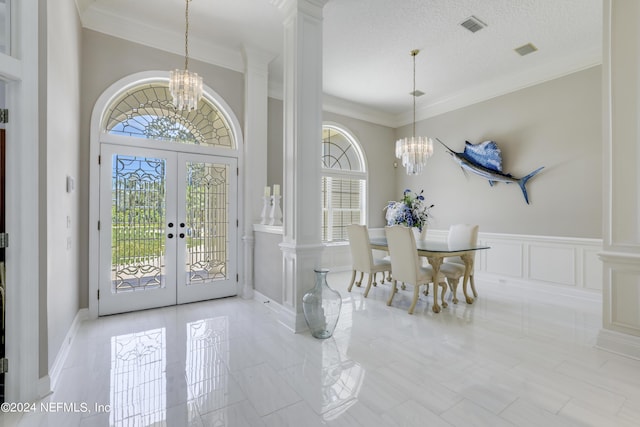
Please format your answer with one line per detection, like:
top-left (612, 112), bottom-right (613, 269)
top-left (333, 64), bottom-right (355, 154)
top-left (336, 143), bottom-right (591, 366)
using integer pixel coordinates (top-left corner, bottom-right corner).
top-left (395, 49), bottom-right (434, 175)
top-left (170, 0), bottom-right (203, 111)
top-left (169, 69), bottom-right (203, 111)
top-left (395, 136), bottom-right (434, 175)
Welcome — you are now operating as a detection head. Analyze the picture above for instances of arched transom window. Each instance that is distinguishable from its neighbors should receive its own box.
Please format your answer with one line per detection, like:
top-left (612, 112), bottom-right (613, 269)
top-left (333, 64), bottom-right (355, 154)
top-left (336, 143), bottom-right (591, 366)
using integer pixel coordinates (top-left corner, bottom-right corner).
top-left (103, 83), bottom-right (234, 148)
top-left (321, 125), bottom-right (367, 242)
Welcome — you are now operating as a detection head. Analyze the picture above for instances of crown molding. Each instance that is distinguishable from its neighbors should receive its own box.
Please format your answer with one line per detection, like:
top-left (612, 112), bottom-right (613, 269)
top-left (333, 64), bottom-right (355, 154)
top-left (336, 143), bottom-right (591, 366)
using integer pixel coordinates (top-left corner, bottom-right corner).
top-left (80, 5), bottom-right (244, 73)
top-left (395, 47), bottom-right (603, 127)
top-left (267, 83), bottom-right (398, 128)
top-left (74, 0), bottom-right (96, 14)
top-left (78, 3), bottom-right (602, 131)
top-left (322, 94), bottom-right (397, 128)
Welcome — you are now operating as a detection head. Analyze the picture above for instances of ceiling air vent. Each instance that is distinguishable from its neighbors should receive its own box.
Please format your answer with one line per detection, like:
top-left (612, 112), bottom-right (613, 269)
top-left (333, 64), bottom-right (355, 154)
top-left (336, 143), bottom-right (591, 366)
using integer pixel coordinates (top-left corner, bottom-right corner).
top-left (410, 90), bottom-right (425, 97)
top-left (515, 43), bottom-right (538, 56)
top-left (460, 16), bottom-right (487, 33)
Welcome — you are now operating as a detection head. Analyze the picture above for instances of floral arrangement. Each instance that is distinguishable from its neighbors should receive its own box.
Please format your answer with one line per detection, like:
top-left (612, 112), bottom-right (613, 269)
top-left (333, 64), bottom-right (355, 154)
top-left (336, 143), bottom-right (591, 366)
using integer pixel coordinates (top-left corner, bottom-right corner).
top-left (385, 189), bottom-right (434, 232)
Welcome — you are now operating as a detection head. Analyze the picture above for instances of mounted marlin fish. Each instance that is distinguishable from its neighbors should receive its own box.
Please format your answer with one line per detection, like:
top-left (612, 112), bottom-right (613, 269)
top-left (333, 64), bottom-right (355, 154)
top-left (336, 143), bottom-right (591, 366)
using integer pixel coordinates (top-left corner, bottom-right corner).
top-left (437, 139), bottom-right (544, 204)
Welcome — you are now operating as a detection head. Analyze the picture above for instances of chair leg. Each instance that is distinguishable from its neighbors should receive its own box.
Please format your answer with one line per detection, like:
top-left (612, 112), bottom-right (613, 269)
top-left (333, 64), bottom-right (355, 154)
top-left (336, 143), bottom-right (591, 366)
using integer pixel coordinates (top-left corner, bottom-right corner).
top-left (470, 274), bottom-right (478, 297)
top-left (408, 283), bottom-right (420, 315)
top-left (432, 282), bottom-right (441, 313)
top-left (448, 278), bottom-right (460, 304)
top-left (373, 272), bottom-right (378, 287)
top-left (439, 282), bottom-right (448, 308)
top-left (356, 271), bottom-right (364, 287)
top-left (387, 280), bottom-right (398, 306)
top-left (364, 273), bottom-right (374, 298)
top-left (348, 270), bottom-right (357, 292)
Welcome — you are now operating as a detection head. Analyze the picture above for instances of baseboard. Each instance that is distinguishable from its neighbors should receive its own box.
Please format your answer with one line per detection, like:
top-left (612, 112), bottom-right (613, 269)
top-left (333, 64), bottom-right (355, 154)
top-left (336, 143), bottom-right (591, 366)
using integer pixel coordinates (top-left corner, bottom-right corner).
top-left (49, 308), bottom-right (89, 391)
top-left (253, 290), bottom-right (284, 316)
top-left (38, 375), bottom-right (52, 399)
top-left (254, 290), bottom-right (308, 333)
top-left (596, 328), bottom-right (640, 360)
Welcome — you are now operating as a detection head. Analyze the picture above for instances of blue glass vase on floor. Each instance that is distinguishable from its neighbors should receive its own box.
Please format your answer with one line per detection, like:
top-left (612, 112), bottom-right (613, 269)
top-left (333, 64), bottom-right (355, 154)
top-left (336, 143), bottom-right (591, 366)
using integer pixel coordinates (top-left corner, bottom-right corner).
top-left (302, 269), bottom-right (342, 339)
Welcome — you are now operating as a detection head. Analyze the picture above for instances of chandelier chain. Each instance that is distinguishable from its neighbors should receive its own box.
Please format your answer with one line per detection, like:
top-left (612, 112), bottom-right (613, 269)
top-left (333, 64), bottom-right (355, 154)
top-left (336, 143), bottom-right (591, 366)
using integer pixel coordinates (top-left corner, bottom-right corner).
top-left (412, 50), bottom-right (417, 137)
top-left (184, 0), bottom-right (191, 70)
top-left (394, 48), bottom-right (433, 175)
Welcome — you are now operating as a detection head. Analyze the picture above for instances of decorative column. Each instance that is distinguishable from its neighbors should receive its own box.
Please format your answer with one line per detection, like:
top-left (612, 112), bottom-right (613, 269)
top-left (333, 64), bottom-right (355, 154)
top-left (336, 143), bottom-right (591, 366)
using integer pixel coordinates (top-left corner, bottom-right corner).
top-left (273, 0), bottom-right (328, 332)
top-left (597, 0), bottom-right (640, 358)
top-left (241, 46), bottom-right (274, 299)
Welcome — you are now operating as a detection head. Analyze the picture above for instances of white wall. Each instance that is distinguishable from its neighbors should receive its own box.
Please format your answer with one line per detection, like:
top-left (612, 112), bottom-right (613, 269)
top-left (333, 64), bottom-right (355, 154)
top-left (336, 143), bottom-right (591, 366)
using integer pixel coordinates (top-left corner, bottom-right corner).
top-left (396, 66), bottom-right (602, 239)
top-left (598, 0), bottom-right (640, 359)
top-left (46, 0), bottom-right (82, 375)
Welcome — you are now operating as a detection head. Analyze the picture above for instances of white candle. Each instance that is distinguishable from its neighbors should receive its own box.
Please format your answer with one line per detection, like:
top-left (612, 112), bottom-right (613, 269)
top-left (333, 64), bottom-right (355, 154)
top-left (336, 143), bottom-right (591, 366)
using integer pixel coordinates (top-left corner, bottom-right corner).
top-left (273, 184), bottom-right (280, 196)
top-left (264, 186), bottom-right (271, 197)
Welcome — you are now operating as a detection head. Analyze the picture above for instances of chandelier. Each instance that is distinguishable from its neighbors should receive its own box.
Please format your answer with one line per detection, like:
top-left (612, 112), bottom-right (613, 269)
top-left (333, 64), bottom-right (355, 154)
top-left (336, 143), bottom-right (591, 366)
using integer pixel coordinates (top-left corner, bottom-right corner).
top-left (169, 0), bottom-right (203, 111)
top-left (395, 49), bottom-right (434, 175)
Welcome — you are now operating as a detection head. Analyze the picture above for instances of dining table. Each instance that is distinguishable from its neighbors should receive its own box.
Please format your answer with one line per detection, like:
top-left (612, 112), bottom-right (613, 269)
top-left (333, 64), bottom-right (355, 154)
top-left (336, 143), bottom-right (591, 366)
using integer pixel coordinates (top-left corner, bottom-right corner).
top-left (369, 237), bottom-right (490, 313)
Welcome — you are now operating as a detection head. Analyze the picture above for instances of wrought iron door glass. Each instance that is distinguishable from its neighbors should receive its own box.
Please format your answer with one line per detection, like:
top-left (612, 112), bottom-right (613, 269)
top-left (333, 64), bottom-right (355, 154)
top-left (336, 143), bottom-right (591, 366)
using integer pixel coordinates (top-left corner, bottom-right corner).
top-left (111, 155), bottom-right (167, 293)
top-left (185, 162), bottom-right (229, 285)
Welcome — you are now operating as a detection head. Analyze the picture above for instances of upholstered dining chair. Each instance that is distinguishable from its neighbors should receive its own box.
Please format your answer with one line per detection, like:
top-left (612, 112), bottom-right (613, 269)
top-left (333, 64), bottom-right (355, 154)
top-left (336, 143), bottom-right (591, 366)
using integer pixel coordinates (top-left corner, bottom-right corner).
top-left (439, 224), bottom-right (480, 304)
top-left (346, 224), bottom-right (392, 297)
top-left (384, 225), bottom-right (448, 314)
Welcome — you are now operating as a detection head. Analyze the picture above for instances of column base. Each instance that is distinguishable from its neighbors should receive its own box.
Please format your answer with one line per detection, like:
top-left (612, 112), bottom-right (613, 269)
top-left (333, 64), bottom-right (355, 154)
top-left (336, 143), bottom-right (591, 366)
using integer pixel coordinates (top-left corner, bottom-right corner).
top-left (279, 241), bottom-right (325, 333)
top-left (596, 328), bottom-right (640, 360)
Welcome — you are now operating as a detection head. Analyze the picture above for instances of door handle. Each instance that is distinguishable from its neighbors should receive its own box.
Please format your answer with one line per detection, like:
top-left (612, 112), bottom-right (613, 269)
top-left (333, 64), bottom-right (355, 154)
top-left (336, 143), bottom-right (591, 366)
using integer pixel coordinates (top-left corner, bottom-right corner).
top-left (179, 233), bottom-right (185, 239)
top-left (168, 233), bottom-right (174, 239)
top-left (168, 222), bottom-right (174, 228)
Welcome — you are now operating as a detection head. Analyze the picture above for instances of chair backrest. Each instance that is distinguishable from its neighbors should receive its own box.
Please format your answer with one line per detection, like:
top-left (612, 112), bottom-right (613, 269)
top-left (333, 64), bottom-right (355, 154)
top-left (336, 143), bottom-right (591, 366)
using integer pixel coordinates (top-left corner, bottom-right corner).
top-left (347, 224), bottom-right (374, 272)
top-left (385, 225), bottom-right (420, 284)
top-left (447, 224), bottom-right (479, 263)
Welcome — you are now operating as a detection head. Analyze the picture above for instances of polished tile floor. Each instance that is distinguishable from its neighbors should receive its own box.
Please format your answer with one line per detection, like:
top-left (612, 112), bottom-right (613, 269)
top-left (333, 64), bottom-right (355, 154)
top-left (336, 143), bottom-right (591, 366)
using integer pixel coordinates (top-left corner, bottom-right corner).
top-left (6, 272), bottom-right (640, 426)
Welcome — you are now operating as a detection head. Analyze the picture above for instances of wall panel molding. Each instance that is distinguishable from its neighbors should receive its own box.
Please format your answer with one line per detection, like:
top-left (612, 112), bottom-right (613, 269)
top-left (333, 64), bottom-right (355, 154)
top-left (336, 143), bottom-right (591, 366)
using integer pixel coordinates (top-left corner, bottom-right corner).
top-left (326, 229), bottom-right (603, 293)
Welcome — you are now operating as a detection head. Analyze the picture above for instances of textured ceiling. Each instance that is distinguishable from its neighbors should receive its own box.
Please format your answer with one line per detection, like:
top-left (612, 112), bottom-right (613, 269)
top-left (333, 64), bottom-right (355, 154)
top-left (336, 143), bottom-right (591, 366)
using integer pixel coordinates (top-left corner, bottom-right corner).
top-left (77, 0), bottom-right (603, 126)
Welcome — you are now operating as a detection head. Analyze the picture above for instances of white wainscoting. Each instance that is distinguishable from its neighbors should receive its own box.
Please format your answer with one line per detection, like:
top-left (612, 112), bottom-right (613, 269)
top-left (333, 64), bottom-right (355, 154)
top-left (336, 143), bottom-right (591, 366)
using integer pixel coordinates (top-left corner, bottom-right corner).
top-left (322, 228), bottom-right (603, 294)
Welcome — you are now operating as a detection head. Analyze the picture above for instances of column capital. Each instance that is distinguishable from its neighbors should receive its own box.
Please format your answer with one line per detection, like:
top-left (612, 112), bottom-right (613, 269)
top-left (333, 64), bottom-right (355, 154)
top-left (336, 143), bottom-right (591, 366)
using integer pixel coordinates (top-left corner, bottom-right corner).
top-left (241, 45), bottom-right (276, 75)
top-left (271, 0), bottom-right (329, 20)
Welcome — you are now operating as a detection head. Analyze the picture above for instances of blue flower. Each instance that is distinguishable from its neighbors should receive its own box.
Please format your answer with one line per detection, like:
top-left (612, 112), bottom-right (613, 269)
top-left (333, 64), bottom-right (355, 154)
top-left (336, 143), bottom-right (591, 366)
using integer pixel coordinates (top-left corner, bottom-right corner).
top-left (384, 189), bottom-right (434, 231)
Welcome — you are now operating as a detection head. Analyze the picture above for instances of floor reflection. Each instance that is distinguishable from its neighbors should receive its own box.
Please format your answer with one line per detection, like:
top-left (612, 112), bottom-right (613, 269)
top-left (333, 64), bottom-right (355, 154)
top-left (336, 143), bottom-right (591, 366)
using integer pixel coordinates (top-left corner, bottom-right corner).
top-left (186, 317), bottom-right (230, 424)
top-left (316, 338), bottom-right (364, 421)
top-left (110, 328), bottom-right (166, 426)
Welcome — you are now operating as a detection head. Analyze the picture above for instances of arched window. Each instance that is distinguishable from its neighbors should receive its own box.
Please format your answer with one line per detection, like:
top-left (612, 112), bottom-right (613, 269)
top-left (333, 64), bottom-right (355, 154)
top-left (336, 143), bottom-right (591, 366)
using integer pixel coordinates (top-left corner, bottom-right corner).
top-left (321, 124), bottom-right (367, 242)
top-left (103, 83), bottom-right (234, 148)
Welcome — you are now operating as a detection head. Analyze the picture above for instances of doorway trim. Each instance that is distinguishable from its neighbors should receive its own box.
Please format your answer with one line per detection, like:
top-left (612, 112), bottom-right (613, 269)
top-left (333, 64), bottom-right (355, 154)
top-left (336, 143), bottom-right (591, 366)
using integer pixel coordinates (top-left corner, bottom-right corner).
top-left (88, 71), bottom-right (244, 319)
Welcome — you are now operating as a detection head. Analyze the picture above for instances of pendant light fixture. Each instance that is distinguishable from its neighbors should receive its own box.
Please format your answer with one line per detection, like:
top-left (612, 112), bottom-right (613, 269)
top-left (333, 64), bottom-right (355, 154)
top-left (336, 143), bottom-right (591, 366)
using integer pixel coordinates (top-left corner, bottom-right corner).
top-left (395, 49), bottom-right (434, 175)
top-left (169, 0), bottom-right (203, 111)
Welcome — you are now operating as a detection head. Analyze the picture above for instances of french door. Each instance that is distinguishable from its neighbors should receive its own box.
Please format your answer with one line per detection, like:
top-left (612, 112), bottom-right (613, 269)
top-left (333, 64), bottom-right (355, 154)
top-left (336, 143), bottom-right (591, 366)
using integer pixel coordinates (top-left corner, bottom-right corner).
top-left (98, 144), bottom-right (237, 315)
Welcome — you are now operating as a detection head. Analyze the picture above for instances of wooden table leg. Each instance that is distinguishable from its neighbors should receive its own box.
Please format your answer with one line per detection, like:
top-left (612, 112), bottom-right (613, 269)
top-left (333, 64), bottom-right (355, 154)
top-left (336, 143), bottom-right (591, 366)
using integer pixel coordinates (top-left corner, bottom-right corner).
top-left (427, 256), bottom-right (443, 313)
top-left (460, 253), bottom-right (474, 304)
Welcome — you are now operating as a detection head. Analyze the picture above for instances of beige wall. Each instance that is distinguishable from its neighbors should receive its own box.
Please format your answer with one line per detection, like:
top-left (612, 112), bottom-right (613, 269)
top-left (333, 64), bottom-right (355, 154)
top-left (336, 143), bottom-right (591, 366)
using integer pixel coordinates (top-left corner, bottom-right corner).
top-left (396, 66), bottom-right (602, 238)
top-left (79, 30), bottom-right (245, 308)
top-left (267, 97), bottom-right (284, 190)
